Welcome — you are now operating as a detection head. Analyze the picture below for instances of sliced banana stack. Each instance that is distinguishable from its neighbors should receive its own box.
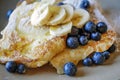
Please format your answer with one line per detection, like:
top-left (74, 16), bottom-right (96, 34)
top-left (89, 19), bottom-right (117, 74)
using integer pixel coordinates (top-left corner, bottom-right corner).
top-left (31, 1), bottom-right (90, 37)
top-left (72, 9), bottom-right (90, 28)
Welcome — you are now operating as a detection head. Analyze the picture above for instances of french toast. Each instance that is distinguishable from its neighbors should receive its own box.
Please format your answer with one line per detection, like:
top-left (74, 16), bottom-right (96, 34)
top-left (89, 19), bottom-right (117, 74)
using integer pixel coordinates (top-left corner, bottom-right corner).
top-left (0, 0), bottom-right (116, 75)
top-left (0, 1), bottom-right (66, 68)
top-left (50, 0), bottom-right (116, 74)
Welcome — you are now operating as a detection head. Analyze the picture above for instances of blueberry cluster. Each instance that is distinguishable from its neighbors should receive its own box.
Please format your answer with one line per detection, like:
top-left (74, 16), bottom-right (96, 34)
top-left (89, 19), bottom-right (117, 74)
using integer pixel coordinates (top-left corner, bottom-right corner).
top-left (5, 61), bottom-right (26, 74)
top-left (83, 44), bottom-right (116, 66)
top-left (66, 21), bottom-right (108, 49)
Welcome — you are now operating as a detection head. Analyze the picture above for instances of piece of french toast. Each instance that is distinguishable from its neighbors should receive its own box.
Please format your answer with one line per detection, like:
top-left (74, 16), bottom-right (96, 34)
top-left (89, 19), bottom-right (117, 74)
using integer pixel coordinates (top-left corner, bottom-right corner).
top-left (50, 0), bottom-right (116, 74)
top-left (0, 1), bottom-right (66, 67)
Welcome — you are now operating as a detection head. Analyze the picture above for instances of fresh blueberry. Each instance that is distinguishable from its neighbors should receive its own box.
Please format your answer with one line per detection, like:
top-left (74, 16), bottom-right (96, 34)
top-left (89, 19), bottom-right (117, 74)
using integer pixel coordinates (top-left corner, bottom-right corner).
top-left (91, 32), bottom-right (101, 41)
top-left (16, 64), bottom-right (26, 74)
top-left (69, 26), bottom-right (79, 37)
top-left (6, 9), bottom-right (13, 19)
top-left (92, 52), bottom-right (105, 65)
top-left (83, 58), bottom-right (93, 66)
top-left (64, 62), bottom-right (77, 76)
top-left (79, 35), bottom-right (88, 45)
top-left (57, 2), bottom-right (64, 6)
top-left (102, 51), bottom-right (110, 60)
top-left (80, 0), bottom-right (90, 10)
top-left (84, 21), bottom-right (96, 33)
top-left (5, 61), bottom-right (17, 73)
top-left (96, 22), bottom-right (108, 33)
top-left (66, 37), bottom-right (79, 49)
top-left (107, 44), bottom-right (116, 53)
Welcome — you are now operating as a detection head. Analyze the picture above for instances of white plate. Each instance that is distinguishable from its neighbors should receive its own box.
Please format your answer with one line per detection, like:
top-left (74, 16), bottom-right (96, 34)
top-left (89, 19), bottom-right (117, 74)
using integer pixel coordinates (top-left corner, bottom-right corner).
top-left (0, 0), bottom-right (120, 80)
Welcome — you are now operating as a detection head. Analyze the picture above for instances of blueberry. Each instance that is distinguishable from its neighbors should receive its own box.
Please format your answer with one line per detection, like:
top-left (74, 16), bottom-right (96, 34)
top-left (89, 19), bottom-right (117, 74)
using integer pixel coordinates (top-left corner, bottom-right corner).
top-left (107, 44), bottom-right (116, 53)
top-left (102, 51), bottom-right (110, 60)
top-left (83, 58), bottom-right (93, 66)
top-left (6, 9), bottom-right (13, 19)
top-left (64, 62), bottom-right (77, 76)
top-left (91, 32), bottom-right (101, 41)
top-left (96, 22), bottom-right (108, 33)
top-left (84, 21), bottom-right (96, 33)
top-left (92, 52), bottom-right (105, 65)
top-left (5, 61), bottom-right (17, 73)
top-left (16, 64), bottom-right (26, 74)
top-left (66, 37), bottom-right (79, 49)
top-left (57, 2), bottom-right (64, 6)
top-left (69, 26), bottom-right (79, 37)
top-left (79, 35), bottom-right (88, 45)
top-left (80, 0), bottom-right (90, 10)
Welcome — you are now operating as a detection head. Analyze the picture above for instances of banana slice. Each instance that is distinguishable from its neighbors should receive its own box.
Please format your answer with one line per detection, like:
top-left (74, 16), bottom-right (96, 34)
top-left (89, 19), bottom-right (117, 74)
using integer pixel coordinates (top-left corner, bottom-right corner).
top-left (50, 22), bottom-right (72, 36)
top-left (72, 9), bottom-right (90, 28)
top-left (48, 5), bottom-right (66, 25)
top-left (41, 0), bottom-right (56, 5)
top-left (61, 5), bottom-right (74, 23)
top-left (31, 4), bottom-right (52, 26)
